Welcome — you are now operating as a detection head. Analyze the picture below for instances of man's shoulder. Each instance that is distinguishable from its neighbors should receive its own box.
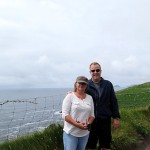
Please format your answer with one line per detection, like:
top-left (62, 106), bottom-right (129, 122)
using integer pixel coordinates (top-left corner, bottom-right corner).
top-left (102, 78), bottom-right (113, 85)
top-left (88, 78), bottom-right (92, 83)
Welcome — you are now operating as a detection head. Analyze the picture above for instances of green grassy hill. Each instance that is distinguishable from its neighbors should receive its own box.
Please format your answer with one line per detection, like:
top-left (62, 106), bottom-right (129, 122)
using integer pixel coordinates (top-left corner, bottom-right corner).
top-left (116, 82), bottom-right (150, 108)
top-left (0, 82), bottom-right (150, 150)
top-left (112, 82), bottom-right (150, 149)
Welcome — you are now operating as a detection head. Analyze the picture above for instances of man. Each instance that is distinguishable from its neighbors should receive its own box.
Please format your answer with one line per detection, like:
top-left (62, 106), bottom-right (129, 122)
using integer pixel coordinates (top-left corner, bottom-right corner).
top-left (86, 62), bottom-right (120, 150)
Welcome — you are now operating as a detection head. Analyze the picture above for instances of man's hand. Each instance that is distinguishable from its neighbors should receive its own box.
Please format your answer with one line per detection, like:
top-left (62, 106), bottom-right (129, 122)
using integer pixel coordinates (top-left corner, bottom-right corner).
top-left (113, 118), bottom-right (120, 129)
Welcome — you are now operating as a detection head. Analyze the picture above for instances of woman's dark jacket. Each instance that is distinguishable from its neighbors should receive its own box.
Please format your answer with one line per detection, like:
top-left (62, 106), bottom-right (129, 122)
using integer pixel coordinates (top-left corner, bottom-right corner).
top-left (86, 77), bottom-right (120, 119)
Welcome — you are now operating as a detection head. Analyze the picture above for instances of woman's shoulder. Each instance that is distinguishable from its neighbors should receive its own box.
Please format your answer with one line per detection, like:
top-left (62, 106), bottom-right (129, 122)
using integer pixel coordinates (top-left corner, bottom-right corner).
top-left (65, 92), bottom-right (73, 98)
top-left (65, 92), bottom-right (77, 99)
top-left (86, 94), bottom-right (93, 99)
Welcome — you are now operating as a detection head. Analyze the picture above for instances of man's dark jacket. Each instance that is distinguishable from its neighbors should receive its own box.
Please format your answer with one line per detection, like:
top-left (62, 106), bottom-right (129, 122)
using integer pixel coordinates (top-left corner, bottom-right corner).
top-left (86, 77), bottom-right (120, 119)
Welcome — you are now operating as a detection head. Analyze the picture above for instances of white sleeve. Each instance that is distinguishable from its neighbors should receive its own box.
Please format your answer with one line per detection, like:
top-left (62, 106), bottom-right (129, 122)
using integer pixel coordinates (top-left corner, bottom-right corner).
top-left (90, 96), bottom-right (95, 117)
top-left (62, 93), bottom-right (72, 119)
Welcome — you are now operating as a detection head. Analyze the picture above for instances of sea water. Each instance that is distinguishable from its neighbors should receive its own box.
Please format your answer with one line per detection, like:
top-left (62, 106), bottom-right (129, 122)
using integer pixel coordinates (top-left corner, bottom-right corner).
top-left (0, 88), bottom-right (72, 142)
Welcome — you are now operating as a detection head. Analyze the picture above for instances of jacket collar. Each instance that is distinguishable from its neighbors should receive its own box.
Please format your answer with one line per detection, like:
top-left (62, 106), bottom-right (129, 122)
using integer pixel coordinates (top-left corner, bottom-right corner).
top-left (88, 77), bottom-right (104, 86)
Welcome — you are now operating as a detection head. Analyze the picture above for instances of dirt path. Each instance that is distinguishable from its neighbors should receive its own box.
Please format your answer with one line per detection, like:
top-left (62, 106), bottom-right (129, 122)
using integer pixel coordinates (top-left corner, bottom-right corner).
top-left (145, 144), bottom-right (150, 150)
top-left (135, 136), bottom-right (150, 150)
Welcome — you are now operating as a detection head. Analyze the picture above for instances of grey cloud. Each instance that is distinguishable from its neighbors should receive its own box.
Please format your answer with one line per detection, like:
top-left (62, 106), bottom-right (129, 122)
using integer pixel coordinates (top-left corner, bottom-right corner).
top-left (0, 0), bottom-right (150, 88)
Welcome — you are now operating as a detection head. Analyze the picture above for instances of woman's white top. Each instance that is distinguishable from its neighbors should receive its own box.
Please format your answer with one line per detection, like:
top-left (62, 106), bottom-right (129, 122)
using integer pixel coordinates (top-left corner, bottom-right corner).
top-left (62, 92), bottom-right (95, 137)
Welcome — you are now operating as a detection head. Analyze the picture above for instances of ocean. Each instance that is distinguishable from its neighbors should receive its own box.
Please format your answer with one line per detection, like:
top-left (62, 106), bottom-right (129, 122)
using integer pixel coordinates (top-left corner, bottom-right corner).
top-left (0, 88), bottom-right (72, 143)
top-left (0, 88), bottom-right (72, 100)
top-left (0, 86), bottom-right (121, 143)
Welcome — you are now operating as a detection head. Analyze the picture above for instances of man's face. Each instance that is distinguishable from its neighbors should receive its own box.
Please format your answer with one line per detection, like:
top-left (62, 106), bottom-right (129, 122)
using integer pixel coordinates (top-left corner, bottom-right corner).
top-left (90, 64), bottom-right (101, 82)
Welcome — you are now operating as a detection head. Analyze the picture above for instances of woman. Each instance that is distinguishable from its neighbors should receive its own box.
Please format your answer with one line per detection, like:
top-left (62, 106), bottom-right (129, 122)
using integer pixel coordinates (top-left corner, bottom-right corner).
top-left (62, 76), bottom-right (95, 150)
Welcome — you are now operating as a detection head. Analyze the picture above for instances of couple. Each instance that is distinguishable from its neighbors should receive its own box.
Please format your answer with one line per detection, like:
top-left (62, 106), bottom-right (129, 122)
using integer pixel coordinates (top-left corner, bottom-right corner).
top-left (62, 62), bottom-right (120, 150)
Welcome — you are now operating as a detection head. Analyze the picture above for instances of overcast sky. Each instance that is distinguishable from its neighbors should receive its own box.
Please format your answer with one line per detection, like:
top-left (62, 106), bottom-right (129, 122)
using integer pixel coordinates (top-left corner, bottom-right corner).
top-left (0, 0), bottom-right (150, 89)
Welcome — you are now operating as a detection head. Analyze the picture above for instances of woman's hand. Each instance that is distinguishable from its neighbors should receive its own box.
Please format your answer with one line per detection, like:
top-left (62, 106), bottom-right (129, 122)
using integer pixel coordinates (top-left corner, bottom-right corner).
top-left (76, 122), bottom-right (88, 130)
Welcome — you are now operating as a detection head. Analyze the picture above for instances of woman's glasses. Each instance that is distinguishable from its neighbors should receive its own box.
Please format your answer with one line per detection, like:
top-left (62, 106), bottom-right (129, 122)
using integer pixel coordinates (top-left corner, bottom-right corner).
top-left (90, 69), bottom-right (101, 73)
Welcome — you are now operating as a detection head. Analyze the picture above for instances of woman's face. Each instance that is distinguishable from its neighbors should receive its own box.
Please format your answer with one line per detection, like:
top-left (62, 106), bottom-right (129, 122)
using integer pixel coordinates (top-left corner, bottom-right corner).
top-left (76, 82), bottom-right (87, 92)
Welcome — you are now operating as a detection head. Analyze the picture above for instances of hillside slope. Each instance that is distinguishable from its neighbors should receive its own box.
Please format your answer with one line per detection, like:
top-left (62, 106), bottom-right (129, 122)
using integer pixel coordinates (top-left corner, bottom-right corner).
top-left (116, 82), bottom-right (150, 109)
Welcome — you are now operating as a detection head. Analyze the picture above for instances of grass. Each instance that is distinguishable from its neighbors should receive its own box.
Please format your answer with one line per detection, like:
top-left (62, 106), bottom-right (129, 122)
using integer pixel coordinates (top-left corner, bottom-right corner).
top-left (116, 82), bottom-right (150, 108)
top-left (0, 124), bottom-right (63, 150)
top-left (111, 106), bottom-right (150, 150)
top-left (0, 82), bottom-right (150, 150)
top-left (111, 82), bottom-right (150, 149)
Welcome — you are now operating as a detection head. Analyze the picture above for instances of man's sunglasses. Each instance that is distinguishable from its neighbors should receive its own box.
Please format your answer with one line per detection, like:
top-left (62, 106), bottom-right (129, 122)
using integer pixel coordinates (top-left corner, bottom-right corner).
top-left (90, 69), bottom-right (101, 73)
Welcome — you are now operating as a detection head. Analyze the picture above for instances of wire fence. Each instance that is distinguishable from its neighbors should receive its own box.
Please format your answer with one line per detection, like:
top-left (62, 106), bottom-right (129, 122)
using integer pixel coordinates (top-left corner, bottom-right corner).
top-left (0, 91), bottom-right (149, 144)
top-left (0, 94), bottom-right (65, 143)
